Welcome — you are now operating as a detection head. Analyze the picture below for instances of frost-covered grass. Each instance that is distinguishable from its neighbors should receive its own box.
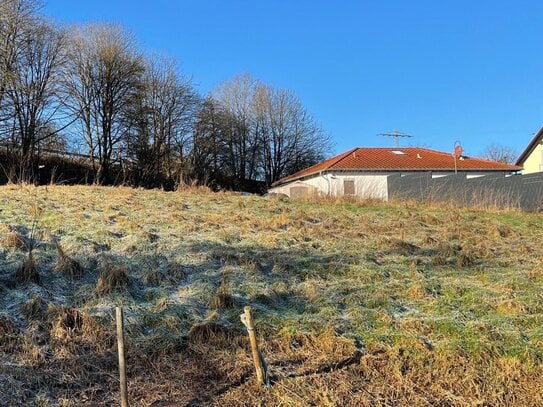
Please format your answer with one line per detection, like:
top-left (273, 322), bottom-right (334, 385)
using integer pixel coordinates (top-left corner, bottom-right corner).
top-left (0, 185), bottom-right (542, 406)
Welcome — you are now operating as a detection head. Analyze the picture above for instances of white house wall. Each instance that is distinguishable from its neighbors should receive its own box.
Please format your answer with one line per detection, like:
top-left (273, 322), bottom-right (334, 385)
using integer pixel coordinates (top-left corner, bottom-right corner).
top-left (270, 173), bottom-right (389, 200)
top-left (521, 141), bottom-right (543, 174)
top-left (268, 170), bottom-right (513, 200)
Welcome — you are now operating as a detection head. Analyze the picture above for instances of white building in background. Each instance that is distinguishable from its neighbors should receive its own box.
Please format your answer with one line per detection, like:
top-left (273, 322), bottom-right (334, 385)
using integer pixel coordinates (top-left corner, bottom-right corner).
top-left (269, 147), bottom-right (521, 200)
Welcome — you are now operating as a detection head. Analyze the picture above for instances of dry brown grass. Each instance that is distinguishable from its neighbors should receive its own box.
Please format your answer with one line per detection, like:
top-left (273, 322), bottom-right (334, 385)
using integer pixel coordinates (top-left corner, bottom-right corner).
top-left (353, 342), bottom-right (543, 406)
top-left (0, 185), bottom-right (541, 405)
top-left (210, 284), bottom-right (237, 310)
top-left (406, 283), bottom-right (427, 300)
top-left (19, 295), bottom-right (47, 320)
top-left (0, 315), bottom-right (20, 340)
top-left (0, 316), bottom-right (23, 361)
top-left (456, 249), bottom-right (477, 267)
top-left (15, 251), bottom-right (40, 284)
top-left (96, 265), bottom-right (129, 296)
top-left (526, 264), bottom-right (543, 279)
top-left (188, 321), bottom-right (233, 344)
top-left (53, 240), bottom-right (83, 278)
top-left (1, 230), bottom-right (25, 249)
top-left (210, 270), bottom-right (237, 310)
top-left (496, 300), bottom-right (527, 315)
top-left (188, 313), bottom-right (234, 345)
top-left (49, 307), bottom-right (104, 345)
top-left (175, 181), bottom-right (213, 194)
top-left (215, 340), bottom-right (543, 406)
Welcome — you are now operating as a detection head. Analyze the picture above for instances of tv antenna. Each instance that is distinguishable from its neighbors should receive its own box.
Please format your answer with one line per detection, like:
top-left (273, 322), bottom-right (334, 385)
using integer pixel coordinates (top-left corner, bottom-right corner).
top-left (377, 130), bottom-right (413, 147)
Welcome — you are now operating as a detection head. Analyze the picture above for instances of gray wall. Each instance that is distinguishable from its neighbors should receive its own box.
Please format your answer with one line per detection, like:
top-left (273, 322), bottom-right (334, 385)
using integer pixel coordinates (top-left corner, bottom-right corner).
top-left (387, 172), bottom-right (543, 211)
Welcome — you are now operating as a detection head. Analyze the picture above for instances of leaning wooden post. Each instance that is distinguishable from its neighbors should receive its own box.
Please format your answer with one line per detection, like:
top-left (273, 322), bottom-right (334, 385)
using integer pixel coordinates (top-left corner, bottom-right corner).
top-left (241, 306), bottom-right (267, 385)
top-left (116, 307), bottom-right (129, 407)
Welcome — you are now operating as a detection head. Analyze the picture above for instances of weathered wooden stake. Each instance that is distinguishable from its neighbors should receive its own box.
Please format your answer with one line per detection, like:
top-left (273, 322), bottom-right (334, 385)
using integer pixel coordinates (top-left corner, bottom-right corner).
top-left (116, 306), bottom-right (129, 407)
top-left (242, 306), bottom-right (266, 385)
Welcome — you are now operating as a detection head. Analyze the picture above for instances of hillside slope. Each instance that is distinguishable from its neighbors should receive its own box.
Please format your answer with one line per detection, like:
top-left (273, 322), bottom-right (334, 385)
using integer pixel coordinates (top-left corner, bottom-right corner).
top-left (0, 185), bottom-right (541, 406)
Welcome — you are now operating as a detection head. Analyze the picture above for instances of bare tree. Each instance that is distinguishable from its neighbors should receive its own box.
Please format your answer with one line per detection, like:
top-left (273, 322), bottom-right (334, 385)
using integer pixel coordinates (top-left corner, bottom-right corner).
top-left (254, 84), bottom-right (328, 186)
top-left (124, 55), bottom-right (199, 187)
top-left (65, 23), bottom-right (144, 184)
top-left (0, 0), bottom-right (41, 135)
top-left (0, 4), bottom-right (331, 190)
top-left (191, 96), bottom-right (230, 185)
top-left (482, 143), bottom-right (519, 164)
top-left (213, 74), bottom-right (261, 183)
top-left (1, 13), bottom-right (67, 181)
top-left (192, 74), bottom-right (329, 190)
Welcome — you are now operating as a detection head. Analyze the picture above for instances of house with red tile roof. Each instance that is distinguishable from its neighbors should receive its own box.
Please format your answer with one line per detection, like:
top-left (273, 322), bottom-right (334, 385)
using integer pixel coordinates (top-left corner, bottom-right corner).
top-left (269, 147), bottom-right (521, 200)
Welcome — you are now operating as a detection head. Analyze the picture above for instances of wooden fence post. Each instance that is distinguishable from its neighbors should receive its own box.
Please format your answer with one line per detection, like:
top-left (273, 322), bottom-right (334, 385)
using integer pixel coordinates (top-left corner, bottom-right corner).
top-left (241, 306), bottom-right (267, 385)
top-left (116, 306), bottom-right (129, 407)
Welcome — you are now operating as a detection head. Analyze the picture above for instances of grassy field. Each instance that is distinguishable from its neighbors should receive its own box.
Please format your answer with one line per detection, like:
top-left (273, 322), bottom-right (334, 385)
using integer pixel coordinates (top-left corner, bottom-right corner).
top-left (0, 185), bottom-right (541, 406)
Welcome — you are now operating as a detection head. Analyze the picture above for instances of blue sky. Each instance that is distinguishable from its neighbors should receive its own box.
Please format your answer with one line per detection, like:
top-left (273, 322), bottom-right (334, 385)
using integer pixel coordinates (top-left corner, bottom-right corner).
top-left (45, 1), bottom-right (543, 158)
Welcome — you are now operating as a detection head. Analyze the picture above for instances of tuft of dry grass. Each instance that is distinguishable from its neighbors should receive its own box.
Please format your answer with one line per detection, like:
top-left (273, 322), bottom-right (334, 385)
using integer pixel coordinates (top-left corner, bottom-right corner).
top-left (382, 237), bottom-right (420, 255)
top-left (0, 315), bottom-right (20, 338)
top-left (53, 240), bottom-right (83, 278)
top-left (46, 305), bottom-right (113, 361)
top-left (210, 288), bottom-right (236, 311)
top-left (143, 260), bottom-right (187, 287)
top-left (210, 279), bottom-right (237, 311)
top-left (49, 307), bottom-right (103, 343)
top-left (456, 249), bottom-right (477, 267)
top-left (496, 300), bottom-right (527, 315)
top-left (1, 230), bottom-right (25, 249)
top-left (19, 295), bottom-right (47, 320)
top-left (175, 181), bottom-right (213, 194)
top-left (50, 307), bottom-right (84, 339)
top-left (436, 241), bottom-right (456, 257)
top-left (96, 265), bottom-right (129, 296)
top-left (526, 265), bottom-right (543, 279)
top-left (15, 251), bottom-right (40, 284)
top-left (406, 283), bottom-right (427, 300)
top-left (0, 315), bottom-right (22, 354)
top-left (188, 315), bottom-right (233, 345)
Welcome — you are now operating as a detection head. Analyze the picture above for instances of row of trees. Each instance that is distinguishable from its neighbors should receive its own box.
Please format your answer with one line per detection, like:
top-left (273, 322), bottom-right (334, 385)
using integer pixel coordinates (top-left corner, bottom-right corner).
top-left (194, 75), bottom-right (327, 189)
top-left (0, 0), bottom-right (329, 190)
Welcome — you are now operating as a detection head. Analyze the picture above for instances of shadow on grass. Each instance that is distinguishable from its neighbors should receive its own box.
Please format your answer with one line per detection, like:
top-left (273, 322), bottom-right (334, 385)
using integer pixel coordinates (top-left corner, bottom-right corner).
top-left (0, 237), bottom-right (352, 405)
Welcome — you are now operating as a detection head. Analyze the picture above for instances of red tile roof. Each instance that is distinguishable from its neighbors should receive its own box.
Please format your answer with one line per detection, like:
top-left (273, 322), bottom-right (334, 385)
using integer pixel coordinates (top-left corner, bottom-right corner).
top-left (273, 147), bottom-right (521, 186)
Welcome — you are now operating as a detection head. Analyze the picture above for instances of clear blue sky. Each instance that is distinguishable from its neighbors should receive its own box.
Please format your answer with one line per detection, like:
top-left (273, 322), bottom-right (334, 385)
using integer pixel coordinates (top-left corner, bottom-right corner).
top-left (45, 0), bottom-right (543, 158)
